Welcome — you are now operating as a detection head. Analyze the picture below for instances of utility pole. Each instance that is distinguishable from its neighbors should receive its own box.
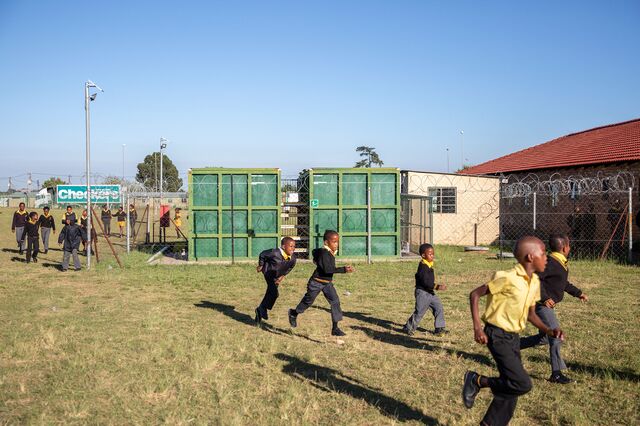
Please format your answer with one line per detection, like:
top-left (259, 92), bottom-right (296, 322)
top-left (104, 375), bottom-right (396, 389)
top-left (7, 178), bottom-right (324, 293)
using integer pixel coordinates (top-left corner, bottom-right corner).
top-left (460, 130), bottom-right (465, 170)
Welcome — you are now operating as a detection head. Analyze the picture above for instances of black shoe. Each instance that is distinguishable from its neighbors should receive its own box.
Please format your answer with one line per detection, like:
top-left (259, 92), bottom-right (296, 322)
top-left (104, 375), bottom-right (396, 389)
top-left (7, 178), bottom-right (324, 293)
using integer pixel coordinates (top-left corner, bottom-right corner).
top-left (44, 250), bottom-right (48, 254)
top-left (288, 309), bottom-right (298, 328)
top-left (331, 327), bottom-right (346, 337)
top-left (19, 250), bottom-right (23, 255)
top-left (33, 258), bottom-right (38, 263)
top-left (549, 372), bottom-right (574, 384)
top-left (403, 326), bottom-right (415, 336)
top-left (260, 307), bottom-right (269, 321)
top-left (434, 327), bottom-right (449, 336)
top-left (254, 308), bottom-right (262, 325)
top-left (463, 371), bottom-right (481, 408)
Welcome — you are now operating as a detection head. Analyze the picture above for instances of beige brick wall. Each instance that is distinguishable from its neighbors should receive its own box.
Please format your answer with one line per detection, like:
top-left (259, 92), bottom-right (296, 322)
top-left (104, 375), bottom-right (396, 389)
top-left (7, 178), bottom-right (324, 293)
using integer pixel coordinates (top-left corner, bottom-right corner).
top-left (403, 172), bottom-right (500, 246)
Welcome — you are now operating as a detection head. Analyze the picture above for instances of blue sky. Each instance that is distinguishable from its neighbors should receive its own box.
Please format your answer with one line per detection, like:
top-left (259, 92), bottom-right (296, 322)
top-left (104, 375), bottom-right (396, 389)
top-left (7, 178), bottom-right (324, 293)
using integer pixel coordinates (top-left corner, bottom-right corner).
top-left (1, 0), bottom-right (638, 189)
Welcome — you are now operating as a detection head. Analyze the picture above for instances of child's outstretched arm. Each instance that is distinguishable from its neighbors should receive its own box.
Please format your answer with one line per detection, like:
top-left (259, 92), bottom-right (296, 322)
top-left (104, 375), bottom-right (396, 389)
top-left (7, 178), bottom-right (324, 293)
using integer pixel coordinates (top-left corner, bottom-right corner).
top-left (469, 284), bottom-right (489, 344)
top-left (528, 306), bottom-right (565, 340)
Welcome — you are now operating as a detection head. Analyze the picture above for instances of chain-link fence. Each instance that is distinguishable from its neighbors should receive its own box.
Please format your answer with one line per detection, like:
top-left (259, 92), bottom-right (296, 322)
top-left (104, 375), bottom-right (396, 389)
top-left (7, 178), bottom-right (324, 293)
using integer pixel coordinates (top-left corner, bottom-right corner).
top-left (401, 170), bottom-right (638, 263)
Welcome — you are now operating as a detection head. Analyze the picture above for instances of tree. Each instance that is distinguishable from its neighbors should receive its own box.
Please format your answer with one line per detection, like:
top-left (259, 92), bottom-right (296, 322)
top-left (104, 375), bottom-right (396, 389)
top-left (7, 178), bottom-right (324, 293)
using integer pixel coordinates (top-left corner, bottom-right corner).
top-left (42, 177), bottom-right (66, 189)
top-left (136, 152), bottom-right (183, 192)
top-left (354, 146), bottom-right (384, 168)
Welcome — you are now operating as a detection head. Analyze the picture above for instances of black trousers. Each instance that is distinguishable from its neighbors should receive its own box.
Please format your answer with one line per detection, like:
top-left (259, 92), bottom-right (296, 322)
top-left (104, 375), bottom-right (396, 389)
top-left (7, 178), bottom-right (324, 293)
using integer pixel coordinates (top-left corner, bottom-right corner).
top-left (295, 279), bottom-right (343, 323)
top-left (259, 278), bottom-right (279, 312)
top-left (483, 324), bottom-right (533, 426)
top-left (25, 236), bottom-right (39, 262)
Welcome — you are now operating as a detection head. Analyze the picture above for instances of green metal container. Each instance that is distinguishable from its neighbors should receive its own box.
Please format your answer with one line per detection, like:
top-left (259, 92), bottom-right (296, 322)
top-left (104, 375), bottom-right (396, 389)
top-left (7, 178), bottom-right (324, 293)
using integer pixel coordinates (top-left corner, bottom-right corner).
top-left (189, 168), bottom-right (281, 260)
top-left (302, 168), bottom-right (401, 258)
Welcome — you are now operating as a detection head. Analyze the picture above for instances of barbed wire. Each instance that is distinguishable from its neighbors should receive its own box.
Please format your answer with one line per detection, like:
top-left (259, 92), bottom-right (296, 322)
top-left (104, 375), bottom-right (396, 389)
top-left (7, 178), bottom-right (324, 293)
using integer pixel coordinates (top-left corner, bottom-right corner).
top-left (500, 171), bottom-right (635, 198)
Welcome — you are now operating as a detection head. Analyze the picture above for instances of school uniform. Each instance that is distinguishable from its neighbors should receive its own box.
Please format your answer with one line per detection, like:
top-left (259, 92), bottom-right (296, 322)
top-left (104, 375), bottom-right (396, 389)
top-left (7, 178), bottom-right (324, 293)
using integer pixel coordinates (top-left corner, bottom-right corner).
top-left (61, 211), bottom-right (77, 225)
top-left (11, 209), bottom-right (29, 252)
top-left (404, 259), bottom-right (446, 333)
top-left (114, 211), bottom-right (126, 236)
top-left (38, 212), bottom-right (56, 253)
top-left (101, 208), bottom-right (112, 236)
top-left (256, 248), bottom-right (296, 319)
top-left (477, 264), bottom-right (540, 426)
top-left (21, 218), bottom-right (40, 262)
top-left (129, 208), bottom-right (137, 236)
top-left (58, 222), bottom-right (86, 271)
top-left (520, 252), bottom-right (582, 374)
top-left (293, 246), bottom-right (345, 324)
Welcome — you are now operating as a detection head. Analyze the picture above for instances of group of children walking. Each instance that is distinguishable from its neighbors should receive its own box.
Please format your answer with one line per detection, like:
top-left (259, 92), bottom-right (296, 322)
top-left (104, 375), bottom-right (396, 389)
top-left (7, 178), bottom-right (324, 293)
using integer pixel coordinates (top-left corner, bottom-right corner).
top-left (253, 230), bottom-right (587, 426)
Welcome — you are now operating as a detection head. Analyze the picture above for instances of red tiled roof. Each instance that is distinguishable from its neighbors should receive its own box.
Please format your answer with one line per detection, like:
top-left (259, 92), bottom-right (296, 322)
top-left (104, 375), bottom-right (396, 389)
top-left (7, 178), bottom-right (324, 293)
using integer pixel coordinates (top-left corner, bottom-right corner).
top-left (460, 118), bottom-right (640, 175)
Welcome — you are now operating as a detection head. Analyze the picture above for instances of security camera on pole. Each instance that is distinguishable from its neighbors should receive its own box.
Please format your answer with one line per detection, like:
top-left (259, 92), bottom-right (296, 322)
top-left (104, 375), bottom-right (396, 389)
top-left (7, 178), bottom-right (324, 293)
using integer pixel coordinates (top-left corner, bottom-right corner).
top-left (84, 80), bottom-right (103, 270)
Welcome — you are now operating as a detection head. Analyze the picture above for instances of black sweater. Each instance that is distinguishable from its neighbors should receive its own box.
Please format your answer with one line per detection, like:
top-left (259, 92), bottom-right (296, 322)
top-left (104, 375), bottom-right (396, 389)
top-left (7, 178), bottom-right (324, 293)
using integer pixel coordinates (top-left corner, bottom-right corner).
top-left (415, 262), bottom-right (436, 294)
top-left (310, 248), bottom-right (346, 282)
top-left (38, 214), bottom-right (56, 230)
top-left (258, 248), bottom-right (297, 282)
top-left (101, 209), bottom-right (112, 221)
top-left (538, 256), bottom-right (582, 304)
top-left (12, 210), bottom-right (29, 229)
top-left (58, 224), bottom-right (86, 251)
top-left (21, 220), bottom-right (40, 240)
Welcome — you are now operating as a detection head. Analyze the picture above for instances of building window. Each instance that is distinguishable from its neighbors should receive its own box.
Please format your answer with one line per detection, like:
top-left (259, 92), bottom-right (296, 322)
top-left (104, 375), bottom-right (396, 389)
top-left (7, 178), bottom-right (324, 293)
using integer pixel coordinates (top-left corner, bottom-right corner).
top-left (428, 187), bottom-right (456, 213)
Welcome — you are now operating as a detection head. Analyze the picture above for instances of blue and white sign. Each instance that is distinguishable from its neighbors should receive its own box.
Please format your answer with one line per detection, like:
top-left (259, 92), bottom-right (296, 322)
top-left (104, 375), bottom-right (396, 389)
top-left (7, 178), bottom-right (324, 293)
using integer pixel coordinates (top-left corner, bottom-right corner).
top-left (56, 185), bottom-right (121, 204)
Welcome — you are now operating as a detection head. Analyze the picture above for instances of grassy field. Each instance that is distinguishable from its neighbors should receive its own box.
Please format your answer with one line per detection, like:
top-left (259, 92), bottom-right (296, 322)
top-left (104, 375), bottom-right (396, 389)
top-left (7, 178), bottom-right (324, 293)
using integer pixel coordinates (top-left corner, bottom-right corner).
top-left (0, 206), bottom-right (638, 425)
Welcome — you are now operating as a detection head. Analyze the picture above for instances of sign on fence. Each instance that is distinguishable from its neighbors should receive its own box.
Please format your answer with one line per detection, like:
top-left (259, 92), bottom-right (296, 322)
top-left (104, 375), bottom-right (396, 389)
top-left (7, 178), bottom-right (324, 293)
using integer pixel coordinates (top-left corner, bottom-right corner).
top-left (56, 185), bottom-right (121, 204)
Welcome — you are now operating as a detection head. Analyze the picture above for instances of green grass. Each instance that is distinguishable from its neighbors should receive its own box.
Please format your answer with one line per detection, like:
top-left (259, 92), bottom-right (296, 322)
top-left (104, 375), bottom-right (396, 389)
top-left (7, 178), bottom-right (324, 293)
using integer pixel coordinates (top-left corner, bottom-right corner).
top-left (0, 207), bottom-right (638, 425)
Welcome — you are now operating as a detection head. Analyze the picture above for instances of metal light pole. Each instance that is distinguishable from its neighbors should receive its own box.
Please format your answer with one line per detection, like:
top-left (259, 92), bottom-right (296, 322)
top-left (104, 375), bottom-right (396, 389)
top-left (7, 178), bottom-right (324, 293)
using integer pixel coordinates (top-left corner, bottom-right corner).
top-left (159, 137), bottom-right (168, 206)
top-left (122, 144), bottom-right (126, 182)
top-left (446, 148), bottom-right (450, 173)
top-left (460, 130), bottom-right (464, 170)
top-left (84, 80), bottom-right (103, 270)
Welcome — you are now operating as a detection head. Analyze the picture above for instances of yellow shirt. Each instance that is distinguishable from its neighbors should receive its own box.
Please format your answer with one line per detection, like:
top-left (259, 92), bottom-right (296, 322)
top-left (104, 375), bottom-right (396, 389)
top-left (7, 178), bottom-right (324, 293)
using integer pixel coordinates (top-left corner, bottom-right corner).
top-left (174, 212), bottom-right (182, 227)
top-left (482, 263), bottom-right (541, 333)
top-left (279, 247), bottom-right (291, 261)
top-left (421, 258), bottom-right (434, 268)
top-left (549, 252), bottom-right (568, 270)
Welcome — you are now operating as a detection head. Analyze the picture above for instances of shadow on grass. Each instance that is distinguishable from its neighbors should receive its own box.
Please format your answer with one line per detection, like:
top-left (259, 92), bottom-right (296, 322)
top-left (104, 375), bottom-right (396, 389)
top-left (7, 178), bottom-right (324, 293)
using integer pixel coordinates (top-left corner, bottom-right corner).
top-left (2, 248), bottom-right (20, 254)
top-left (275, 353), bottom-right (440, 424)
top-left (41, 262), bottom-right (63, 270)
top-left (194, 301), bottom-right (322, 344)
top-left (527, 355), bottom-right (640, 383)
top-left (314, 306), bottom-right (405, 332)
top-left (10, 256), bottom-right (26, 263)
top-left (351, 325), bottom-right (494, 367)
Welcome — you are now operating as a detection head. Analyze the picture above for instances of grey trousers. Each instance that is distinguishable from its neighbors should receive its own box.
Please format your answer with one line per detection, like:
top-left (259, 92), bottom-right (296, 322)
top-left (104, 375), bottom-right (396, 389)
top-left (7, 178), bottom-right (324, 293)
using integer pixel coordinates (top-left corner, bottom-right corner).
top-left (41, 227), bottom-right (51, 252)
top-left (405, 288), bottom-right (446, 331)
top-left (520, 304), bottom-right (567, 372)
top-left (102, 219), bottom-right (111, 235)
top-left (62, 249), bottom-right (81, 271)
top-left (295, 279), bottom-right (343, 323)
top-left (15, 226), bottom-right (26, 251)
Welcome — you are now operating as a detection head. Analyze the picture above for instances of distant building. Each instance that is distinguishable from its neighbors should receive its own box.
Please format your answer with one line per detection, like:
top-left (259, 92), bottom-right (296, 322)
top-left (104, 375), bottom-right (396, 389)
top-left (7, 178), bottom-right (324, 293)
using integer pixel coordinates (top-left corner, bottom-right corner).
top-left (461, 118), bottom-right (640, 258)
top-left (401, 170), bottom-right (500, 248)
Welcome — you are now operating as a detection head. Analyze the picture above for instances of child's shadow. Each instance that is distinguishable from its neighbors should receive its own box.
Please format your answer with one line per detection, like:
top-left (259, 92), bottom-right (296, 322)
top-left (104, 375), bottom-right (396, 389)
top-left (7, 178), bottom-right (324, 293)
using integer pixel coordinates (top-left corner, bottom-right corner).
top-left (10, 256), bottom-right (26, 263)
top-left (2, 248), bottom-right (20, 254)
top-left (527, 354), bottom-right (640, 383)
top-left (275, 353), bottom-right (440, 425)
top-left (313, 306), bottom-right (406, 332)
top-left (352, 324), bottom-right (494, 367)
top-left (41, 262), bottom-right (63, 271)
top-left (194, 301), bottom-right (322, 343)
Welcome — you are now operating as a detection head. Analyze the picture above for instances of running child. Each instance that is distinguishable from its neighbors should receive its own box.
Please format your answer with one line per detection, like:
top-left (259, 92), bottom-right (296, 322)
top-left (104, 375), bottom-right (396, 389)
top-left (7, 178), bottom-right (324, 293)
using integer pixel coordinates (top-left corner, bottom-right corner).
top-left (20, 212), bottom-right (41, 263)
top-left (255, 237), bottom-right (297, 324)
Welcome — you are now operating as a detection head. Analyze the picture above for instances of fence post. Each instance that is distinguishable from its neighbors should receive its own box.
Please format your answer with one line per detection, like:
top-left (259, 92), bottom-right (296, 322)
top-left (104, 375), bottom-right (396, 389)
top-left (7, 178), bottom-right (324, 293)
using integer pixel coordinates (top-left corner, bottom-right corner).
top-left (367, 185), bottom-right (372, 264)
top-left (533, 191), bottom-right (537, 231)
top-left (230, 174), bottom-right (235, 265)
top-left (629, 187), bottom-right (633, 263)
top-left (126, 190), bottom-right (130, 254)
